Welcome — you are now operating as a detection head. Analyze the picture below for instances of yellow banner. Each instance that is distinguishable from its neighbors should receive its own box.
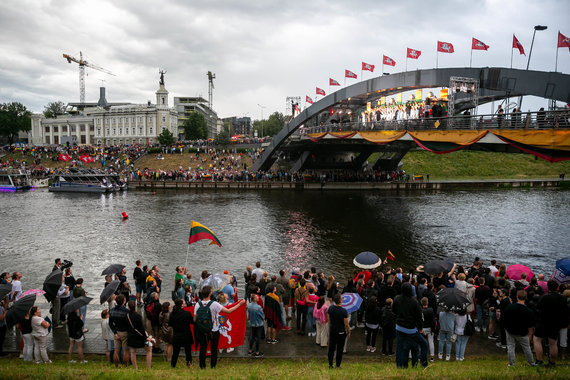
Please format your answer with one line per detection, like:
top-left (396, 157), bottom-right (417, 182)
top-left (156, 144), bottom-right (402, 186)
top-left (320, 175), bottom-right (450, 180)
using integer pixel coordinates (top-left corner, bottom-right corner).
top-left (358, 131), bottom-right (407, 144)
top-left (408, 130), bottom-right (488, 145)
top-left (440, 89), bottom-right (448, 100)
top-left (490, 130), bottom-right (570, 151)
top-left (415, 89), bottom-right (422, 101)
top-left (396, 93), bottom-right (402, 104)
top-left (380, 97), bottom-right (386, 106)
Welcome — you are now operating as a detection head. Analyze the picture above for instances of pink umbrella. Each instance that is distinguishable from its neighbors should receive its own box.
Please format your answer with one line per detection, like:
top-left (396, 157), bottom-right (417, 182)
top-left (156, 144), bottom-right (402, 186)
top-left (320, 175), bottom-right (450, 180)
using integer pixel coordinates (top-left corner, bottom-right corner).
top-left (20, 289), bottom-right (46, 297)
top-left (506, 264), bottom-right (534, 281)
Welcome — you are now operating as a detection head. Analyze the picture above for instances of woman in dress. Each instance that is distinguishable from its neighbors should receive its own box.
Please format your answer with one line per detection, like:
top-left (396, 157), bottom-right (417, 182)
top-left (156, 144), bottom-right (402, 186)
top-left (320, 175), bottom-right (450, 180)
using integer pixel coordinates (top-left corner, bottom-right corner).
top-left (126, 300), bottom-right (152, 369)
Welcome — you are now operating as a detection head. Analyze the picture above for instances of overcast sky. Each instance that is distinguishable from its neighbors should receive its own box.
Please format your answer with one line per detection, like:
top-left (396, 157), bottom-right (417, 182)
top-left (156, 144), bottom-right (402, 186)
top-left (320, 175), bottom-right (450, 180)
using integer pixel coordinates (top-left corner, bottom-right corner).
top-left (0, 0), bottom-right (568, 119)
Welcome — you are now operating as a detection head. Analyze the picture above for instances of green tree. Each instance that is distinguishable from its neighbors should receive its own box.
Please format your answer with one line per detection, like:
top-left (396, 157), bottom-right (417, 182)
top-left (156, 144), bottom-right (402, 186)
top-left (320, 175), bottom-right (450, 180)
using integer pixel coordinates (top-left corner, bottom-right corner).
top-left (215, 129), bottom-right (231, 147)
top-left (264, 112), bottom-right (285, 136)
top-left (43, 101), bottom-right (66, 118)
top-left (0, 102), bottom-right (31, 145)
top-left (183, 111), bottom-right (208, 140)
top-left (157, 128), bottom-right (176, 146)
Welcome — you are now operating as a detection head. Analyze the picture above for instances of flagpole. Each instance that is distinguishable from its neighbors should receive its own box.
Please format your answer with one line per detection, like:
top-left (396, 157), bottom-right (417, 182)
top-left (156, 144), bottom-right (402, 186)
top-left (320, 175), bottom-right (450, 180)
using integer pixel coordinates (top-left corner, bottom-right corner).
top-left (406, 57), bottom-right (408, 72)
top-left (470, 48), bottom-right (473, 68)
top-left (555, 30), bottom-right (559, 73)
top-left (184, 244), bottom-right (191, 271)
top-left (436, 51), bottom-right (438, 69)
top-left (360, 69), bottom-right (363, 82)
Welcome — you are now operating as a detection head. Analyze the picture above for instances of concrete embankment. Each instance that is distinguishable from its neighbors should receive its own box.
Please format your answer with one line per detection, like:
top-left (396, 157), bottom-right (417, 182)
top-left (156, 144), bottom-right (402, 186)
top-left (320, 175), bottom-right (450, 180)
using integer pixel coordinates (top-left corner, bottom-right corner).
top-left (129, 179), bottom-right (565, 192)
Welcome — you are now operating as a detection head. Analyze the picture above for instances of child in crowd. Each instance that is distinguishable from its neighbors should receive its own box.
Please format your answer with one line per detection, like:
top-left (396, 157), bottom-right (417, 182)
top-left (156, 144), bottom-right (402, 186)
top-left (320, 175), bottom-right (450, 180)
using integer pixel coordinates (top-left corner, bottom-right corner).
top-left (101, 309), bottom-right (114, 363)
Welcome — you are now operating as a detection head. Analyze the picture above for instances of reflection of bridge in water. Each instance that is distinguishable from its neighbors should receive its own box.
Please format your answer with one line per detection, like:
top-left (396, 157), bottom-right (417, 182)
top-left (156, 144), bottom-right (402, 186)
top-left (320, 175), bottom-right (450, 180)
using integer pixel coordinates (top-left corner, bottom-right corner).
top-left (253, 67), bottom-right (570, 172)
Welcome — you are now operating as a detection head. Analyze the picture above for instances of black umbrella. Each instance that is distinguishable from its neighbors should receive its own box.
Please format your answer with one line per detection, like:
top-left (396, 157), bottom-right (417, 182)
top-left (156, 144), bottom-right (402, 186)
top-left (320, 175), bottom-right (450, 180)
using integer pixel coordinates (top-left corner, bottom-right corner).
top-left (6, 294), bottom-right (36, 328)
top-left (436, 288), bottom-right (471, 312)
top-left (0, 284), bottom-right (12, 300)
top-left (423, 260), bottom-right (453, 275)
top-left (353, 251), bottom-right (382, 269)
top-left (101, 264), bottom-right (125, 276)
top-left (100, 280), bottom-right (120, 304)
top-left (43, 269), bottom-right (63, 302)
top-left (62, 296), bottom-right (93, 315)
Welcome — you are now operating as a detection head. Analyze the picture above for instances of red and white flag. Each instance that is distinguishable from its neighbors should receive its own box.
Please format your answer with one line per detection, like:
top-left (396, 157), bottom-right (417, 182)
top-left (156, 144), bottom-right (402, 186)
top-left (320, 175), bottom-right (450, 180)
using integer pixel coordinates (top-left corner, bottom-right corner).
top-left (437, 41), bottom-right (454, 53)
top-left (406, 48), bottom-right (421, 59)
top-left (362, 61), bottom-right (375, 72)
top-left (329, 78), bottom-right (340, 86)
top-left (79, 154), bottom-right (89, 163)
top-left (294, 104), bottom-right (301, 113)
top-left (316, 87), bottom-right (326, 96)
top-left (382, 55), bottom-right (396, 66)
top-left (88, 156), bottom-right (95, 163)
top-left (306, 96), bottom-right (313, 104)
top-left (513, 35), bottom-right (525, 55)
top-left (185, 301), bottom-right (246, 350)
top-left (345, 69), bottom-right (357, 79)
top-left (558, 31), bottom-right (570, 51)
top-left (472, 38), bottom-right (489, 51)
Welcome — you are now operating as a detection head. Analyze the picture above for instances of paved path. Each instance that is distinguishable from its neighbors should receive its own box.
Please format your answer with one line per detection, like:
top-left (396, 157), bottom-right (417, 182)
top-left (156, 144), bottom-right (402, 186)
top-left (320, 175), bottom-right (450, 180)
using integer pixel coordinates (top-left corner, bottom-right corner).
top-left (3, 301), bottom-right (508, 360)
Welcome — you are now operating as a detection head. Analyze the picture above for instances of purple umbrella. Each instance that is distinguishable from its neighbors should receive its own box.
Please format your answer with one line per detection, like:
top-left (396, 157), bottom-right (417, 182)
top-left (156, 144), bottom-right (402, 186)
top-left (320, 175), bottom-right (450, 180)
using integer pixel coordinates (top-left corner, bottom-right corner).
top-left (341, 293), bottom-right (363, 314)
top-left (506, 264), bottom-right (534, 281)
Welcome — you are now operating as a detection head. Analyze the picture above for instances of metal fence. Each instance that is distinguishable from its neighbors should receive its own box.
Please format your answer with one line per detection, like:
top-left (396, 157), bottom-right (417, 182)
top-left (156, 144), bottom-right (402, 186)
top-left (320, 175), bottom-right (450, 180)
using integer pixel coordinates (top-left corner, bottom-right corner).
top-left (296, 109), bottom-right (570, 135)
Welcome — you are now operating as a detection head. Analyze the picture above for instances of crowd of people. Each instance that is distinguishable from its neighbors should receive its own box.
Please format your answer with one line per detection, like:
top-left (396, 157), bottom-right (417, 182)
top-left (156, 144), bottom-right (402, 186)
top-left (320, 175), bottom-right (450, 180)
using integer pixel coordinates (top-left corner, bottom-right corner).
top-left (1, 256), bottom-right (569, 371)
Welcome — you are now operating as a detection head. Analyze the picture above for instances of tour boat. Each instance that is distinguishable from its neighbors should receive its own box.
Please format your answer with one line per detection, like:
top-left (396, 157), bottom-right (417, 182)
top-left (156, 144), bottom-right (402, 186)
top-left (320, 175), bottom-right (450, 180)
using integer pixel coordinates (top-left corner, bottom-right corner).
top-left (0, 170), bottom-right (33, 192)
top-left (49, 169), bottom-right (115, 193)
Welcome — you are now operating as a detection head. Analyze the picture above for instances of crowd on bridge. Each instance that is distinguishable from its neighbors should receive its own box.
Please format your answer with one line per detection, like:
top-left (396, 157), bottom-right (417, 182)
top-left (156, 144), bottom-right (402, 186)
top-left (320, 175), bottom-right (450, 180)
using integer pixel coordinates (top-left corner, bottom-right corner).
top-left (1, 255), bottom-right (569, 370)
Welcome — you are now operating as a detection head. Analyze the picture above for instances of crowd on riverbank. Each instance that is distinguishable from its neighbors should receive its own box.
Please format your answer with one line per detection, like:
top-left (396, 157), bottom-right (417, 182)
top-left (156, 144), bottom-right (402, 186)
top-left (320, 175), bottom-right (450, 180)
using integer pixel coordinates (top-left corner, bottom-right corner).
top-left (1, 256), bottom-right (569, 370)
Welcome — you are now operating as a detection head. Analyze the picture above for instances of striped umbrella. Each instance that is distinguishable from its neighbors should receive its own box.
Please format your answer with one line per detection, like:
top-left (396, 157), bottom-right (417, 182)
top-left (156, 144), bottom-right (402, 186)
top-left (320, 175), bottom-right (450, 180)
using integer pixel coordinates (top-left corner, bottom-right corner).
top-left (341, 293), bottom-right (363, 314)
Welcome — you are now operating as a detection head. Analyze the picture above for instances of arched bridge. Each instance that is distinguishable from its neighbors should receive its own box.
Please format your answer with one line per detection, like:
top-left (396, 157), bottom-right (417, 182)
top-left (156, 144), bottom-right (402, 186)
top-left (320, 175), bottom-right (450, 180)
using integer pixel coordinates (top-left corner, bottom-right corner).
top-left (252, 67), bottom-right (570, 172)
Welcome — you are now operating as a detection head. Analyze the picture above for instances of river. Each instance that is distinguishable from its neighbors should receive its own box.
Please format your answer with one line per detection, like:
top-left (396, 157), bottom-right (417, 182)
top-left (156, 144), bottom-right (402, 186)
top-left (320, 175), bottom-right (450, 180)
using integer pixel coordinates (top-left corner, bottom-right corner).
top-left (0, 188), bottom-right (568, 298)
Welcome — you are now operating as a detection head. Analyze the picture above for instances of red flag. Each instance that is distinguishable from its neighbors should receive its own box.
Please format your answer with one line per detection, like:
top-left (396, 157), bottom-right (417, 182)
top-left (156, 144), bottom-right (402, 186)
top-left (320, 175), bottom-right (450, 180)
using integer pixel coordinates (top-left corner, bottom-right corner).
top-left (406, 48), bottom-right (421, 59)
top-left (80, 155), bottom-right (89, 163)
top-left (362, 61), bottom-right (375, 72)
top-left (89, 156), bottom-right (95, 163)
top-left (316, 87), bottom-right (326, 96)
top-left (329, 78), bottom-right (340, 86)
top-left (513, 35), bottom-right (525, 55)
top-left (306, 96), bottom-right (313, 104)
top-left (185, 301), bottom-right (246, 350)
top-left (382, 55), bottom-right (396, 66)
top-left (345, 69), bottom-right (357, 79)
top-left (558, 31), bottom-right (570, 51)
top-left (294, 104), bottom-right (301, 113)
top-left (437, 41), bottom-right (454, 53)
top-left (58, 153), bottom-right (65, 161)
top-left (472, 37), bottom-right (489, 51)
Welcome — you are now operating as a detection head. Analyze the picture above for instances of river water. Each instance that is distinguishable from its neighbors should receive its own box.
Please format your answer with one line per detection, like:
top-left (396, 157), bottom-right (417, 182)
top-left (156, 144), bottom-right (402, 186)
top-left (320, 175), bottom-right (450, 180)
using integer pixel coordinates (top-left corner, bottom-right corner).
top-left (0, 188), bottom-right (568, 298)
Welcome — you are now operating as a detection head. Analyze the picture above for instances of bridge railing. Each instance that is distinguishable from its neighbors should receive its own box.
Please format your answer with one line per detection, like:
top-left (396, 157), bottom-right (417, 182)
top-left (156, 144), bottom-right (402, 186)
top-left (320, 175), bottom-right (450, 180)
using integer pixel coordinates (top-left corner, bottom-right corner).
top-left (295, 109), bottom-right (570, 135)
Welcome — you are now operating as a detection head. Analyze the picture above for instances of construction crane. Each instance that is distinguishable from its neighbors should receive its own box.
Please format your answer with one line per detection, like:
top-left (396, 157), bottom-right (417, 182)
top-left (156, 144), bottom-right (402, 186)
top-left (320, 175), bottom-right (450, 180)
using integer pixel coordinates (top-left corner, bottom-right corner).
top-left (63, 51), bottom-right (115, 103)
top-left (207, 71), bottom-right (215, 109)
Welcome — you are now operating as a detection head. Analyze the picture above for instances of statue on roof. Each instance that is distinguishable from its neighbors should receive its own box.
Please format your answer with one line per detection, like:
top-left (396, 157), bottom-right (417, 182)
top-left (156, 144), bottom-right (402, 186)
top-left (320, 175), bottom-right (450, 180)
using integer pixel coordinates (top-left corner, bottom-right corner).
top-left (159, 69), bottom-right (166, 86)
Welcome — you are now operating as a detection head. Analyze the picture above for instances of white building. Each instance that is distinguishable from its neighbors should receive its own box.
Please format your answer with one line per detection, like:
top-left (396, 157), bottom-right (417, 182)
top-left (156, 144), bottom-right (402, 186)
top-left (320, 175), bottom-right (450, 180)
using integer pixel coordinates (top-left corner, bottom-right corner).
top-left (29, 79), bottom-right (177, 146)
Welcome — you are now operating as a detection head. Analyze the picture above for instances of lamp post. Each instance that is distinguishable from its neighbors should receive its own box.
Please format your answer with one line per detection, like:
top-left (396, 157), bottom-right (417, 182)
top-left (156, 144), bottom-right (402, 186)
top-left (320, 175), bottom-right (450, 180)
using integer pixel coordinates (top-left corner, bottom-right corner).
top-left (257, 103), bottom-right (266, 138)
top-left (519, 25), bottom-right (547, 109)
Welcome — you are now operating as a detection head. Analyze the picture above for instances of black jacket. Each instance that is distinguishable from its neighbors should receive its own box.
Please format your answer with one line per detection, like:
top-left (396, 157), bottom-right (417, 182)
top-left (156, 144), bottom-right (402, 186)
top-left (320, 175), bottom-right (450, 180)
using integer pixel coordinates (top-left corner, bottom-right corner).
top-left (126, 311), bottom-right (146, 348)
top-left (393, 283), bottom-right (423, 331)
top-left (168, 308), bottom-right (194, 346)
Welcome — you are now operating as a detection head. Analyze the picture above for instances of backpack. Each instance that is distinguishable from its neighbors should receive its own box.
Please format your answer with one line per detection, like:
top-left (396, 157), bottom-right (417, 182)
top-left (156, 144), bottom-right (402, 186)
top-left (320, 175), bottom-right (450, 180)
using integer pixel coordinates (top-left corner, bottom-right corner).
top-left (195, 300), bottom-right (214, 333)
top-left (145, 302), bottom-right (157, 321)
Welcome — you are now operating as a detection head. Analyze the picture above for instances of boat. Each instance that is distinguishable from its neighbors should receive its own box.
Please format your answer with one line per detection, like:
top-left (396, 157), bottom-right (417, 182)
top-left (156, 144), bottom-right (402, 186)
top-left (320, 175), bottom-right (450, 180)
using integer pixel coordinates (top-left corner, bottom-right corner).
top-left (31, 178), bottom-right (49, 188)
top-left (49, 168), bottom-right (115, 193)
top-left (0, 170), bottom-right (33, 191)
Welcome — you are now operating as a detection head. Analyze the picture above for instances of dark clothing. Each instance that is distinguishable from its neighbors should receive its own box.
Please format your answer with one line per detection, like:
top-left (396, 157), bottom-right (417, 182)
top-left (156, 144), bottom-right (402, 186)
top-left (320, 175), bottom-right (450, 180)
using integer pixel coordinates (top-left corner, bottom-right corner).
top-left (432, 275), bottom-right (448, 290)
top-left (20, 318), bottom-right (33, 334)
top-left (168, 309), bottom-right (194, 368)
top-left (316, 278), bottom-right (327, 297)
top-left (503, 303), bottom-right (535, 336)
top-left (365, 305), bottom-right (381, 325)
top-left (393, 295), bottom-right (423, 331)
top-left (328, 330), bottom-right (347, 367)
top-left (67, 312), bottom-right (84, 340)
top-left (196, 329), bottom-right (219, 369)
top-left (109, 305), bottom-right (129, 333)
top-left (296, 304), bottom-right (307, 333)
top-left (326, 283), bottom-right (338, 300)
top-left (328, 305), bottom-right (348, 334)
top-left (381, 305), bottom-right (396, 331)
top-left (380, 285), bottom-right (397, 307)
top-left (133, 267), bottom-right (143, 285)
top-left (126, 311), bottom-right (146, 348)
top-left (396, 330), bottom-right (428, 368)
top-left (421, 307), bottom-right (435, 330)
top-left (64, 275), bottom-right (76, 292)
top-left (365, 326), bottom-right (378, 347)
top-left (475, 285), bottom-right (491, 305)
top-left (536, 292), bottom-right (569, 329)
top-left (249, 325), bottom-right (263, 352)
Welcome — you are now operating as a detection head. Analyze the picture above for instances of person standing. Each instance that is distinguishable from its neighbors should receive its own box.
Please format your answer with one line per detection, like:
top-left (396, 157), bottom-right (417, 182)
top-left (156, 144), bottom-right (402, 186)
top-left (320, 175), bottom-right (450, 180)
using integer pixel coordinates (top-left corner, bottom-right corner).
top-left (0, 296), bottom-right (8, 357)
top-left (168, 299), bottom-right (194, 368)
top-left (533, 280), bottom-right (569, 366)
top-left (30, 306), bottom-right (51, 363)
top-left (11, 272), bottom-right (23, 300)
top-left (247, 293), bottom-right (265, 357)
top-left (66, 308), bottom-right (87, 363)
top-left (394, 283), bottom-right (428, 368)
top-left (294, 279), bottom-right (309, 335)
top-left (502, 290), bottom-right (535, 367)
top-left (126, 300), bottom-right (152, 370)
top-left (454, 309), bottom-right (470, 361)
top-left (327, 294), bottom-right (350, 369)
top-left (251, 262), bottom-right (264, 284)
top-left (109, 294), bottom-right (129, 367)
top-left (263, 285), bottom-right (282, 344)
top-left (313, 296), bottom-right (329, 348)
top-left (497, 105), bottom-right (504, 127)
top-left (133, 260), bottom-right (144, 306)
top-left (194, 285), bottom-right (245, 369)
top-left (364, 296), bottom-right (381, 353)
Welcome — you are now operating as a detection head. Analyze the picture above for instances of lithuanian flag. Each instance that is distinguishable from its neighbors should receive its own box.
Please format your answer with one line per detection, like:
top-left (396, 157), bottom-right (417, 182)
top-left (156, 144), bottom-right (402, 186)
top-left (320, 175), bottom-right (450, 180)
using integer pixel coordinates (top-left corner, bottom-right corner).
top-left (188, 220), bottom-right (222, 247)
top-left (387, 250), bottom-right (395, 261)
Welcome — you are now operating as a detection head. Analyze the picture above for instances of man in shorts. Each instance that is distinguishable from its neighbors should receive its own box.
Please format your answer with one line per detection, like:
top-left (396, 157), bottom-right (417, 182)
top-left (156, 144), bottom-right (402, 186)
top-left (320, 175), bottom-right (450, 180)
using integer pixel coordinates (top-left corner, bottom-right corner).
top-left (533, 280), bottom-right (569, 366)
top-left (109, 294), bottom-right (129, 367)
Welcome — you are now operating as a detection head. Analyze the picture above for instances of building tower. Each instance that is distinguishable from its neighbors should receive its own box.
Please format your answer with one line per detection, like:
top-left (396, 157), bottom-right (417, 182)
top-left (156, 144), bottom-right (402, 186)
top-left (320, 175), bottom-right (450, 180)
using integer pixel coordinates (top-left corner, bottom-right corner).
top-left (156, 69), bottom-right (169, 108)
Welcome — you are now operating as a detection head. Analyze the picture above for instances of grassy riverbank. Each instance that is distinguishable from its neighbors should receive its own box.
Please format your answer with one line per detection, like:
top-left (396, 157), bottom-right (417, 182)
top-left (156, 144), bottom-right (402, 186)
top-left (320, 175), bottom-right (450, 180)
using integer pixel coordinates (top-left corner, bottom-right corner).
top-left (399, 150), bottom-right (570, 180)
top-left (1, 355), bottom-right (566, 380)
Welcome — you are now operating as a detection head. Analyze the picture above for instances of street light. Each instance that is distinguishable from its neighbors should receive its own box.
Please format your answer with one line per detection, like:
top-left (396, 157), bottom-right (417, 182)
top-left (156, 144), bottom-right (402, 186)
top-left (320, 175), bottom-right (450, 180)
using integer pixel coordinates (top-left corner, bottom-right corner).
top-left (520, 25), bottom-right (547, 109)
top-left (257, 103), bottom-right (266, 138)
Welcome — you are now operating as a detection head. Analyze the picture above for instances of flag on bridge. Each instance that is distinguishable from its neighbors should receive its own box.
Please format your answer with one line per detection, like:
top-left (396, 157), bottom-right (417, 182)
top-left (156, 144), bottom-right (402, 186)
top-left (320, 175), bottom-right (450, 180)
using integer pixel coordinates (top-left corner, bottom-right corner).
top-left (362, 61), bottom-right (375, 72)
top-left (407, 48), bottom-right (421, 59)
top-left (558, 31), bottom-right (570, 51)
top-left (306, 95), bottom-right (313, 104)
top-left (382, 55), bottom-right (396, 66)
top-left (188, 220), bottom-right (222, 247)
top-left (437, 41), bottom-right (454, 53)
top-left (345, 69), bottom-right (357, 79)
top-left (316, 87), bottom-right (326, 96)
top-left (513, 34), bottom-right (525, 55)
top-left (329, 78), bottom-right (340, 86)
top-left (472, 37), bottom-right (489, 51)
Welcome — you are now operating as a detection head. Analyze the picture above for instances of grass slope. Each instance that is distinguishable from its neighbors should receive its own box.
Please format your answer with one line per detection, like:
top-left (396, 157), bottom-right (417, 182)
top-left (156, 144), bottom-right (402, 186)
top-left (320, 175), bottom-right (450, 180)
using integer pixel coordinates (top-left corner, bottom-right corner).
top-left (1, 355), bottom-right (566, 380)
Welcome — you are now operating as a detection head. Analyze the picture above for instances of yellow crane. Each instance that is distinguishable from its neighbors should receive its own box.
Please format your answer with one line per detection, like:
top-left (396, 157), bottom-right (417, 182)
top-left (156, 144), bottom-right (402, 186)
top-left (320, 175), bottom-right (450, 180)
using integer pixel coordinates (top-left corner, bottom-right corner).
top-left (62, 51), bottom-right (115, 103)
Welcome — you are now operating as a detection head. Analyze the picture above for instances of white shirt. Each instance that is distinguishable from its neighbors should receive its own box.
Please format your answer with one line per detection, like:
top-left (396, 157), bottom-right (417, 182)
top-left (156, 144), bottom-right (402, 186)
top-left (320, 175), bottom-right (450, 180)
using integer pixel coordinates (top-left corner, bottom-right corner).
top-left (194, 300), bottom-right (223, 332)
top-left (31, 316), bottom-right (49, 337)
top-left (12, 280), bottom-right (22, 300)
top-left (251, 268), bottom-right (264, 283)
top-left (488, 265), bottom-right (499, 276)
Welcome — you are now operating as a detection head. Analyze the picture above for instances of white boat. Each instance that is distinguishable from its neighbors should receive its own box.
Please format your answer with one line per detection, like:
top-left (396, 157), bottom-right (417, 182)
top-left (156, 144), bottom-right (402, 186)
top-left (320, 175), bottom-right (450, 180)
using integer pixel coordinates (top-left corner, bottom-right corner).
top-left (49, 169), bottom-right (115, 193)
top-left (31, 178), bottom-right (49, 188)
top-left (0, 170), bottom-right (32, 192)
